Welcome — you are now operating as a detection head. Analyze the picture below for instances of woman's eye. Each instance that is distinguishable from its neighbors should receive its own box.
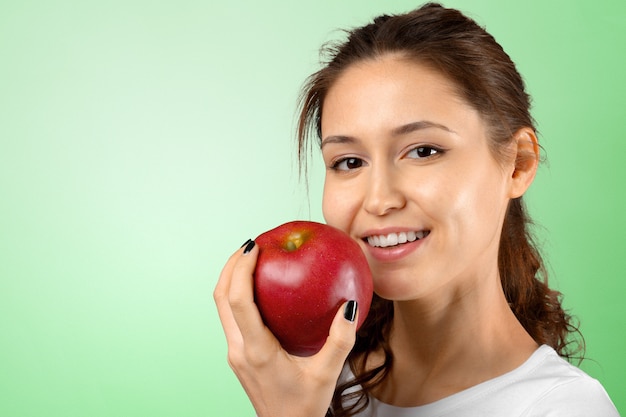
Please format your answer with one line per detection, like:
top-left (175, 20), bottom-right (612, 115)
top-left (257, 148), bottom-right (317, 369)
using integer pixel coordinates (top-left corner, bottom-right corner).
top-left (331, 157), bottom-right (364, 171)
top-left (406, 146), bottom-right (441, 159)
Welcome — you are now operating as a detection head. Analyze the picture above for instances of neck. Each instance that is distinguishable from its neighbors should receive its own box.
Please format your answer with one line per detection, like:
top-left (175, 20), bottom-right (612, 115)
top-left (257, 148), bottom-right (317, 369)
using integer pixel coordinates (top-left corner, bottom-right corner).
top-left (371, 267), bottom-right (538, 406)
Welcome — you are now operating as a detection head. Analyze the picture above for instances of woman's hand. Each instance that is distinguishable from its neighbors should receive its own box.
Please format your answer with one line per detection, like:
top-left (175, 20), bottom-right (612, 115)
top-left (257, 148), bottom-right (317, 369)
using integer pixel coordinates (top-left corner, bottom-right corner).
top-left (213, 240), bottom-right (358, 417)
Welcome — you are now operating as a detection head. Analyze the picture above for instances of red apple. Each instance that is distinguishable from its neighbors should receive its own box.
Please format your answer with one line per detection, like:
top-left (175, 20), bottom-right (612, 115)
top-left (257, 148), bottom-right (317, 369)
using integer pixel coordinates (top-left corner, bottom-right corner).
top-left (253, 220), bottom-right (373, 357)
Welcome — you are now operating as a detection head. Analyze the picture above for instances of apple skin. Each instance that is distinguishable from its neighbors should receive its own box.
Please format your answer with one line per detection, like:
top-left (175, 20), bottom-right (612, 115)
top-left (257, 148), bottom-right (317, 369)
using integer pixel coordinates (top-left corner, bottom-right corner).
top-left (253, 220), bottom-right (373, 357)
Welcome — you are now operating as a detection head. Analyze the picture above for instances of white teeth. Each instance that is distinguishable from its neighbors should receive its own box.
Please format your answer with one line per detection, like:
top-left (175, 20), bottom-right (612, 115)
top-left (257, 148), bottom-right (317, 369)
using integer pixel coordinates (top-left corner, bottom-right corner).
top-left (366, 231), bottom-right (428, 248)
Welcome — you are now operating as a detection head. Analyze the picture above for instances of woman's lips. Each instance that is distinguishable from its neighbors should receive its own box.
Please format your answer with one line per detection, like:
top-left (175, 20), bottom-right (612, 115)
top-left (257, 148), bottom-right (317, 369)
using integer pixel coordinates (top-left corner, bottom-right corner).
top-left (366, 230), bottom-right (429, 248)
top-left (363, 230), bottom-right (430, 262)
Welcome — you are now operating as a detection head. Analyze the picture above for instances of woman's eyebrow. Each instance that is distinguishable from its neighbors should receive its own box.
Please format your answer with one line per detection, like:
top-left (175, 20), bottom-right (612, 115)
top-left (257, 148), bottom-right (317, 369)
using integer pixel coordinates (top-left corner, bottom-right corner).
top-left (320, 135), bottom-right (356, 149)
top-left (392, 120), bottom-right (456, 136)
top-left (321, 120), bottom-right (455, 149)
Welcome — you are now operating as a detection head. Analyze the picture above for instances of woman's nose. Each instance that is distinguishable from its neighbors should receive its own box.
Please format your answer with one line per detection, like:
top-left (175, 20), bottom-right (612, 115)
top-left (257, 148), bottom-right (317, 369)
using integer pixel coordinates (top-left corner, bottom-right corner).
top-left (363, 167), bottom-right (406, 216)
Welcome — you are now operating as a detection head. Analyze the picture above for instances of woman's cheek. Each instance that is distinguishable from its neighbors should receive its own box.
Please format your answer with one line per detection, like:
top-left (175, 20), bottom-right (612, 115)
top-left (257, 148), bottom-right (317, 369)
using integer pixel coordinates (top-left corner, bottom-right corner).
top-left (322, 190), bottom-right (341, 228)
top-left (322, 181), bottom-right (353, 232)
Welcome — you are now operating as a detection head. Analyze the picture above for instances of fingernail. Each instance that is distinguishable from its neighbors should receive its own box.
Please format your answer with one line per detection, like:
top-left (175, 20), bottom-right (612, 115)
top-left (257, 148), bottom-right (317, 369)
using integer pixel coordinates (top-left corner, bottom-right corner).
top-left (243, 240), bottom-right (256, 255)
top-left (240, 238), bottom-right (252, 248)
top-left (344, 300), bottom-right (357, 322)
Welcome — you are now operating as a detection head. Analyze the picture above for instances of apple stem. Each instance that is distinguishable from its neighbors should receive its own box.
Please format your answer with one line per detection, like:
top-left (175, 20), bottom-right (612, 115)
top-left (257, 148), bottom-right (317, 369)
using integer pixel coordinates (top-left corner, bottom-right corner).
top-left (285, 232), bottom-right (305, 251)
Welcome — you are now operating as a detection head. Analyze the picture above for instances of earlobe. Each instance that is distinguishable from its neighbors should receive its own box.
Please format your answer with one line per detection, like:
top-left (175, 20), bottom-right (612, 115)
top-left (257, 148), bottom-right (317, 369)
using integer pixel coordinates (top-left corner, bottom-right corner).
top-left (509, 127), bottom-right (540, 198)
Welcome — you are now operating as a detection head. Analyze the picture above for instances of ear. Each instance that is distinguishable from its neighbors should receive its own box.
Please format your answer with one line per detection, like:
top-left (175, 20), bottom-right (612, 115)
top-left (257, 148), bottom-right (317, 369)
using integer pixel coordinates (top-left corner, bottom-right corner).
top-left (508, 127), bottom-right (539, 198)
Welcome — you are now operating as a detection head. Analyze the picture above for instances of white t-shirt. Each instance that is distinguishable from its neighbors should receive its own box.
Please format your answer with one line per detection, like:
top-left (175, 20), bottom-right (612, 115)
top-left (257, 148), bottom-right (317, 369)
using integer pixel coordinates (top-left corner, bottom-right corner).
top-left (339, 345), bottom-right (619, 416)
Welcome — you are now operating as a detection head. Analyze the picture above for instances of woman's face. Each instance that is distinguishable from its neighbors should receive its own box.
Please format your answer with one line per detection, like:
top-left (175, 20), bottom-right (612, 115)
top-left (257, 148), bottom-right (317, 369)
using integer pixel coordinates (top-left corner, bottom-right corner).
top-left (320, 56), bottom-right (518, 301)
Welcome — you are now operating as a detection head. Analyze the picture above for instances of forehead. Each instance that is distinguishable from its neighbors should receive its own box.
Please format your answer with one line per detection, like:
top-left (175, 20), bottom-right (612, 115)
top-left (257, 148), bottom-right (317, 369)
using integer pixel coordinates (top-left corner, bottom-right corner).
top-left (321, 55), bottom-right (475, 134)
top-left (329, 54), bottom-right (460, 95)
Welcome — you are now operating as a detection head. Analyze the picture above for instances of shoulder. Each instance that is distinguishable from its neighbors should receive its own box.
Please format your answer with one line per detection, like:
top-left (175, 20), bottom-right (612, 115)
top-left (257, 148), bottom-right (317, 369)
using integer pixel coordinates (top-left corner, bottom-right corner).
top-left (520, 346), bottom-right (620, 416)
top-left (335, 346), bottom-right (620, 417)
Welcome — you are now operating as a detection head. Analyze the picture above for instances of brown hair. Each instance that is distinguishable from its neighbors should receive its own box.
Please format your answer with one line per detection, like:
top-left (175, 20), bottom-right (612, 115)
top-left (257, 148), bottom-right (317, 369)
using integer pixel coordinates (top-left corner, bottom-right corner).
top-left (296, 3), bottom-right (583, 416)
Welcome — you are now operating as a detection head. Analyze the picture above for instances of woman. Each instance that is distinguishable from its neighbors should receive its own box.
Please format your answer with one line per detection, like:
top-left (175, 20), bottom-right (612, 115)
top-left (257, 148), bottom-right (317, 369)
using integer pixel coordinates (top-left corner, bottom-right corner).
top-left (214, 3), bottom-right (619, 416)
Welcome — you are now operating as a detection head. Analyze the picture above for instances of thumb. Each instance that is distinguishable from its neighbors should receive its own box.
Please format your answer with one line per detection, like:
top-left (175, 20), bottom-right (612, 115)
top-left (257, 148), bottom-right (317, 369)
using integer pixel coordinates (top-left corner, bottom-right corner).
top-left (314, 300), bottom-right (358, 371)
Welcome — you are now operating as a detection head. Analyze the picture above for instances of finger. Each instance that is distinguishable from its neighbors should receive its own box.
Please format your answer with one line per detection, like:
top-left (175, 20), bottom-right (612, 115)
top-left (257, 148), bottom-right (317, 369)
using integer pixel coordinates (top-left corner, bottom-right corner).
top-left (313, 300), bottom-right (358, 373)
top-left (227, 241), bottom-right (276, 351)
top-left (214, 240), bottom-right (257, 348)
top-left (214, 247), bottom-right (248, 349)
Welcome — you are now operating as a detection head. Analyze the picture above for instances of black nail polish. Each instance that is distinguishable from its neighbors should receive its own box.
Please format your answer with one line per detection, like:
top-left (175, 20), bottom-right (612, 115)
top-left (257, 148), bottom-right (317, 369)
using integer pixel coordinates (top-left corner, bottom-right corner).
top-left (240, 238), bottom-right (252, 248)
top-left (243, 240), bottom-right (256, 254)
top-left (344, 300), bottom-right (357, 322)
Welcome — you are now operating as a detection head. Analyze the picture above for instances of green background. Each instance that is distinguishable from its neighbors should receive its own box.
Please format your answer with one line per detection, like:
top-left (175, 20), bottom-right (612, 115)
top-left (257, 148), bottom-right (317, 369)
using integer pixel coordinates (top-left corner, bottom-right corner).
top-left (1, 0), bottom-right (624, 415)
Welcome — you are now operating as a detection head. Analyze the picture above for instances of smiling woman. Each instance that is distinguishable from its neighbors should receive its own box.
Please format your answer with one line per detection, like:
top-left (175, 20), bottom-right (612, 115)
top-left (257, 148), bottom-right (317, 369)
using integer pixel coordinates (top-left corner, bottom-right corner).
top-left (1, 0), bottom-right (623, 416)
top-left (320, 58), bottom-right (517, 298)
top-left (213, 3), bottom-right (620, 417)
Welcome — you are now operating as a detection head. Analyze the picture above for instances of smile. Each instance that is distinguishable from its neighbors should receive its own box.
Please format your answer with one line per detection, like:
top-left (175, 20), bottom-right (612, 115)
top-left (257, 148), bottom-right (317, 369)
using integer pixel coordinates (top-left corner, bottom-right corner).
top-left (366, 230), bottom-right (430, 248)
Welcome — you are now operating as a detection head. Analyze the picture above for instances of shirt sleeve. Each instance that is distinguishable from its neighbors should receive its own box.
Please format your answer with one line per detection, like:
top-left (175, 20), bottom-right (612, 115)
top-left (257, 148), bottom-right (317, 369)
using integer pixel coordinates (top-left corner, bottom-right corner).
top-left (524, 376), bottom-right (620, 417)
